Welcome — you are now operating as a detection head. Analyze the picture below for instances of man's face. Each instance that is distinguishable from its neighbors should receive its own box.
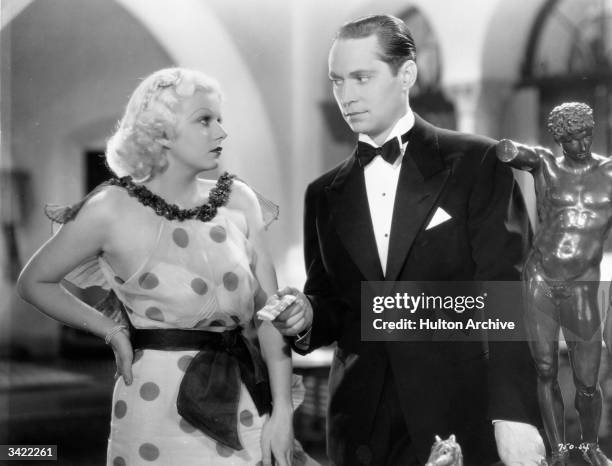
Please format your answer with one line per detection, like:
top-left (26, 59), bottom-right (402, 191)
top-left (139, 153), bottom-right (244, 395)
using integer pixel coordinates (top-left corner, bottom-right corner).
top-left (558, 128), bottom-right (593, 162)
top-left (328, 35), bottom-right (411, 142)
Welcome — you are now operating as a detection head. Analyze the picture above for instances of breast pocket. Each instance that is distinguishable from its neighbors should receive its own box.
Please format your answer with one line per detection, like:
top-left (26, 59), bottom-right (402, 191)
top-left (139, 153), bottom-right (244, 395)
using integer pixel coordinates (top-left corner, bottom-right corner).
top-left (411, 216), bottom-right (467, 278)
top-left (416, 215), bottom-right (456, 247)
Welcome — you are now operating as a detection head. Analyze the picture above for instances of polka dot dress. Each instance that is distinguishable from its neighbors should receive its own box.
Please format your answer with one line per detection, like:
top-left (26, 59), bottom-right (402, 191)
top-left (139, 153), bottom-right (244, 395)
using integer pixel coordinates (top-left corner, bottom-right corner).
top-left (99, 209), bottom-right (267, 465)
top-left (107, 349), bottom-right (266, 465)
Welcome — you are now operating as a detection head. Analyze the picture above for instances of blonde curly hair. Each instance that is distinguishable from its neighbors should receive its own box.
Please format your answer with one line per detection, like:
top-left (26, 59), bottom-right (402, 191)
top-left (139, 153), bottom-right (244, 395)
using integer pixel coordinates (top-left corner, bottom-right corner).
top-left (106, 68), bottom-right (222, 181)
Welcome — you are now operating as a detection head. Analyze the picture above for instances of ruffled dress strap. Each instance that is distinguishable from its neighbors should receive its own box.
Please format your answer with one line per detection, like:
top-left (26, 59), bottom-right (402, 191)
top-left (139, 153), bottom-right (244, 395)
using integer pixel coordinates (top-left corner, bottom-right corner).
top-left (45, 180), bottom-right (111, 225)
top-left (234, 177), bottom-right (279, 229)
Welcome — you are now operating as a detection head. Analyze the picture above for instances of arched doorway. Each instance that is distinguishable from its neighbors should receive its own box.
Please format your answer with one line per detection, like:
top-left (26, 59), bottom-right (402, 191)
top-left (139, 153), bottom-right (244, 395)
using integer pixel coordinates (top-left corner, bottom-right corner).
top-left (522, 0), bottom-right (612, 154)
top-left (400, 6), bottom-right (456, 130)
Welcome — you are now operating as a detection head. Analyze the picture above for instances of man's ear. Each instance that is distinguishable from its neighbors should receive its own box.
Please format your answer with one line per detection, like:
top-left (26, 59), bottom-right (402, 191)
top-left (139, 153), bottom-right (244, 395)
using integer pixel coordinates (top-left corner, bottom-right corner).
top-left (400, 60), bottom-right (417, 90)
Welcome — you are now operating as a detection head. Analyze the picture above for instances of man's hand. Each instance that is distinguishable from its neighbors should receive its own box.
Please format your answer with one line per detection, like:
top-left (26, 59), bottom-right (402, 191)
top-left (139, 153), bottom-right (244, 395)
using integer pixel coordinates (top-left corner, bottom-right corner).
top-left (494, 420), bottom-right (545, 465)
top-left (269, 286), bottom-right (313, 336)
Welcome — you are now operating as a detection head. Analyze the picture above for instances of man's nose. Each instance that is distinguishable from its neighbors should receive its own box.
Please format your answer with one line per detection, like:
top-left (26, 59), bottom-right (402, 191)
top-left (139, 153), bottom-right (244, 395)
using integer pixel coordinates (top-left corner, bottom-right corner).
top-left (339, 82), bottom-right (357, 107)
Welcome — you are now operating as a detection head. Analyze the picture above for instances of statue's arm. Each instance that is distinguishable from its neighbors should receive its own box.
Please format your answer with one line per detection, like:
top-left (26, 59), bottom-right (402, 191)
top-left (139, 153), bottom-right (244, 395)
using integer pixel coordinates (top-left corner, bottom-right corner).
top-left (496, 139), bottom-right (550, 172)
top-left (602, 156), bottom-right (612, 178)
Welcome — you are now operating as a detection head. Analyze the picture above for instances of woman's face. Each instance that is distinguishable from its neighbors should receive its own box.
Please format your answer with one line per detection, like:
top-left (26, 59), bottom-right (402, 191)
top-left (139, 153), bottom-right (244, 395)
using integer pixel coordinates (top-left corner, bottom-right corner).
top-left (166, 90), bottom-right (227, 172)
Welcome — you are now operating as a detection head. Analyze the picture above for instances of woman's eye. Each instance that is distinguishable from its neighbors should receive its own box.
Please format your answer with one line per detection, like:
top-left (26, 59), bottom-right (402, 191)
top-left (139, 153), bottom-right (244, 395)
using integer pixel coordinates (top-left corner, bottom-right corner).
top-left (199, 117), bottom-right (211, 126)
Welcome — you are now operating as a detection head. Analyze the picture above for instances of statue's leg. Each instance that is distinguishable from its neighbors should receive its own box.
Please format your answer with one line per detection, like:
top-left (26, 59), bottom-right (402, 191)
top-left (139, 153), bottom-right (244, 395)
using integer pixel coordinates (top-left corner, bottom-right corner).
top-left (604, 281), bottom-right (612, 359)
top-left (561, 283), bottom-right (610, 465)
top-left (524, 278), bottom-right (565, 456)
top-left (562, 283), bottom-right (602, 443)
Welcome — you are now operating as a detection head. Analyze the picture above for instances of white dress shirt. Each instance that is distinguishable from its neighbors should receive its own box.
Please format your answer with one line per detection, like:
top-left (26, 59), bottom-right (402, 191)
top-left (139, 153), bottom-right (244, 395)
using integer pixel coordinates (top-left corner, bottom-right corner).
top-left (360, 110), bottom-right (415, 275)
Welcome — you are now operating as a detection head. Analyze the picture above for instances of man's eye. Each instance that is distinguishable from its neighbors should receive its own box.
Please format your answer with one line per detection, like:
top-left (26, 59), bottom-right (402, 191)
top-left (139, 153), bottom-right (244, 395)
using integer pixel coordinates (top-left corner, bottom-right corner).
top-left (199, 117), bottom-right (211, 126)
top-left (331, 79), bottom-right (342, 86)
top-left (357, 76), bottom-right (370, 83)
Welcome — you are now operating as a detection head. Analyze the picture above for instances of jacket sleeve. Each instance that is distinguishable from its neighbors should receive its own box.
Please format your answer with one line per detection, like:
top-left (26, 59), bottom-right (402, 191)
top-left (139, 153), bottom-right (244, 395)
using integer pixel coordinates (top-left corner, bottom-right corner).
top-left (467, 142), bottom-right (541, 427)
top-left (292, 182), bottom-right (350, 354)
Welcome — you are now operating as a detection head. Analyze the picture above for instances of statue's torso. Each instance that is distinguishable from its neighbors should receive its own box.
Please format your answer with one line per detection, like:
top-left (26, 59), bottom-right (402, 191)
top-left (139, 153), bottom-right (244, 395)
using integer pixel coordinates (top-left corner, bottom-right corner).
top-left (531, 155), bottom-right (612, 279)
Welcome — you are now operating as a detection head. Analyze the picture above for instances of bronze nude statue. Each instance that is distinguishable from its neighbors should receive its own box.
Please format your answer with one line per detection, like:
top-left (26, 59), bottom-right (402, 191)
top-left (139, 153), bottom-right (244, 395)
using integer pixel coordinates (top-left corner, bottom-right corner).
top-left (496, 102), bottom-right (612, 465)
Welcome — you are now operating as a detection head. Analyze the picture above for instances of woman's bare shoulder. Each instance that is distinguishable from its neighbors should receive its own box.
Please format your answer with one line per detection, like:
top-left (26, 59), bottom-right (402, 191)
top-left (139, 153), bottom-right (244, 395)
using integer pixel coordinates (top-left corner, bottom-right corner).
top-left (73, 185), bottom-right (138, 225)
top-left (228, 178), bottom-right (259, 210)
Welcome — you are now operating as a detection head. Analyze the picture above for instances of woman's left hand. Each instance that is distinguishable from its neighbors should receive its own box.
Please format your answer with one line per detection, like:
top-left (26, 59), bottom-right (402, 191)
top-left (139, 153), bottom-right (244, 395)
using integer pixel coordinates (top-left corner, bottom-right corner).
top-left (261, 408), bottom-right (294, 466)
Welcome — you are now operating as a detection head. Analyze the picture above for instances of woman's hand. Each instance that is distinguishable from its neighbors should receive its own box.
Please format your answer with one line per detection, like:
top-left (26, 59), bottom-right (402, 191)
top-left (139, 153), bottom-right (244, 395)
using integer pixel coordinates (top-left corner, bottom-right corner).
top-left (110, 330), bottom-right (134, 385)
top-left (261, 407), bottom-right (294, 466)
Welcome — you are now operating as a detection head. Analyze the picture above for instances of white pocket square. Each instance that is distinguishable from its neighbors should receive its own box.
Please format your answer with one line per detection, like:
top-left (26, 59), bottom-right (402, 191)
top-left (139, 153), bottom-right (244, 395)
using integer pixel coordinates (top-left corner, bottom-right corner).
top-left (426, 207), bottom-right (452, 230)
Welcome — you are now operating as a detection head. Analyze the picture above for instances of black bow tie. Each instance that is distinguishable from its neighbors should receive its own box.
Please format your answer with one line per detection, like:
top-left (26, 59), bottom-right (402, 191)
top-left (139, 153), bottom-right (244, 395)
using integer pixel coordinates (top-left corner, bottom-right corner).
top-left (356, 131), bottom-right (411, 167)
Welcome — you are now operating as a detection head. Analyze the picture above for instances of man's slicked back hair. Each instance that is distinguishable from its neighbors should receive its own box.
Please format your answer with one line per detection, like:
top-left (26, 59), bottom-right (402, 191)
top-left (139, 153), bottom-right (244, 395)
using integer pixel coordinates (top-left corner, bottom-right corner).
top-left (336, 15), bottom-right (417, 75)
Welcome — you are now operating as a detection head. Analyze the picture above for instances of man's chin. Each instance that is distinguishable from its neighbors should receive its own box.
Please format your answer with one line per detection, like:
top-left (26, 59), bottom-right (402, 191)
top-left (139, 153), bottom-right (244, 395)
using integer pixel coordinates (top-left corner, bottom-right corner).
top-left (346, 120), bottom-right (370, 134)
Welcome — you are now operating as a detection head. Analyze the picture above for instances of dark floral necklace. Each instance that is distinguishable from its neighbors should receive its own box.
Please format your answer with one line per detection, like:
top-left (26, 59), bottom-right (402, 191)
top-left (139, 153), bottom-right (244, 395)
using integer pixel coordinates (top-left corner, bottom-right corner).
top-left (109, 172), bottom-right (236, 222)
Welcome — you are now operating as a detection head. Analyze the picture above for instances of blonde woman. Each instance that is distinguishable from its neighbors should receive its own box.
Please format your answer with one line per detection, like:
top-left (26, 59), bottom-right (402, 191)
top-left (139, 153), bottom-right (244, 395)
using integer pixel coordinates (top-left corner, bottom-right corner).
top-left (18, 68), bottom-right (305, 466)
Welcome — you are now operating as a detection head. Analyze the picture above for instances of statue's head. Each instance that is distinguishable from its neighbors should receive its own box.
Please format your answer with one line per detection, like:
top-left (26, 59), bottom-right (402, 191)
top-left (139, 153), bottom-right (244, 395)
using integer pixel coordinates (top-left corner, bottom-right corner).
top-left (546, 102), bottom-right (594, 162)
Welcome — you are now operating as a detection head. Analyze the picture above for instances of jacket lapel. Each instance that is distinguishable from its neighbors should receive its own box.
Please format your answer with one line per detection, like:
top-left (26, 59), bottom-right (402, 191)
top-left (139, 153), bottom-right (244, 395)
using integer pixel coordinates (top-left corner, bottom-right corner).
top-left (326, 153), bottom-right (384, 281)
top-left (385, 115), bottom-right (451, 281)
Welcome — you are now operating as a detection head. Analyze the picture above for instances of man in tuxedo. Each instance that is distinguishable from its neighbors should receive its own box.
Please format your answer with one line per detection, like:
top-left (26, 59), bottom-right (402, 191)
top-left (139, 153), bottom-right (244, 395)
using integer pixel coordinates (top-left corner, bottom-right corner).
top-left (273, 15), bottom-right (544, 465)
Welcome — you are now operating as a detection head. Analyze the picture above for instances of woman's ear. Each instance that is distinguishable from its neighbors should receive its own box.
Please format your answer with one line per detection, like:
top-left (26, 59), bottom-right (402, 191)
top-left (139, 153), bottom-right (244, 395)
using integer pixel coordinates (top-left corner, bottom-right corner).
top-left (157, 136), bottom-right (172, 149)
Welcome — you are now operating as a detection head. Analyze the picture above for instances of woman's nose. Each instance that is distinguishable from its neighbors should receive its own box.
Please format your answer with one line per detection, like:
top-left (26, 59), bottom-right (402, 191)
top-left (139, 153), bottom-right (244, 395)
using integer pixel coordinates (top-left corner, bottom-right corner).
top-left (216, 122), bottom-right (227, 140)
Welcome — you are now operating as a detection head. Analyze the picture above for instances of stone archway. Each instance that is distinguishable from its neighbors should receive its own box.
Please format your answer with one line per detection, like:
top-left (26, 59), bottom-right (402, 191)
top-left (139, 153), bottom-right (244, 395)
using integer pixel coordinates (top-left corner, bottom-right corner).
top-left (114, 0), bottom-right (282, 209)
top-left (3, 0), bottom-right (283, 220)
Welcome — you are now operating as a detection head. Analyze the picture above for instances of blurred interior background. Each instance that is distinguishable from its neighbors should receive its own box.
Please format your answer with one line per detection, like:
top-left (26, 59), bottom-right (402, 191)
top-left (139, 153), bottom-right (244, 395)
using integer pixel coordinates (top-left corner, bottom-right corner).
top-left (1, 0), bottom-right (612, 464)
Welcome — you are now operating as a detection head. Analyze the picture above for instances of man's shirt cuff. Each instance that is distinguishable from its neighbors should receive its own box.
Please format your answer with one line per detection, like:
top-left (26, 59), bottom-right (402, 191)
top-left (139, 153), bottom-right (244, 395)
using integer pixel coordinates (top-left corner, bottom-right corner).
top-left (294, 326), bottom-right (312, 350)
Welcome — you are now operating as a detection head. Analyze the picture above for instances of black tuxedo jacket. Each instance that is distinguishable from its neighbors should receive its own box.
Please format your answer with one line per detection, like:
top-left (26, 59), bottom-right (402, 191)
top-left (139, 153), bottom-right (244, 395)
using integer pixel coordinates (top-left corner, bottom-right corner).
top-left (296, 115), bottom-right (540, 465)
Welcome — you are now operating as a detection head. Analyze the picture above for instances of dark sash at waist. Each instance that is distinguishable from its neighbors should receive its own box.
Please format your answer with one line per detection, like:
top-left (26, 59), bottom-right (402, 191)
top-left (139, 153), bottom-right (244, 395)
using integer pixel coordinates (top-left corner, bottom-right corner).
top-left (131, 327), bottom-right (244, 351)
top-left (130, 327), bottom-right (271, 451)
